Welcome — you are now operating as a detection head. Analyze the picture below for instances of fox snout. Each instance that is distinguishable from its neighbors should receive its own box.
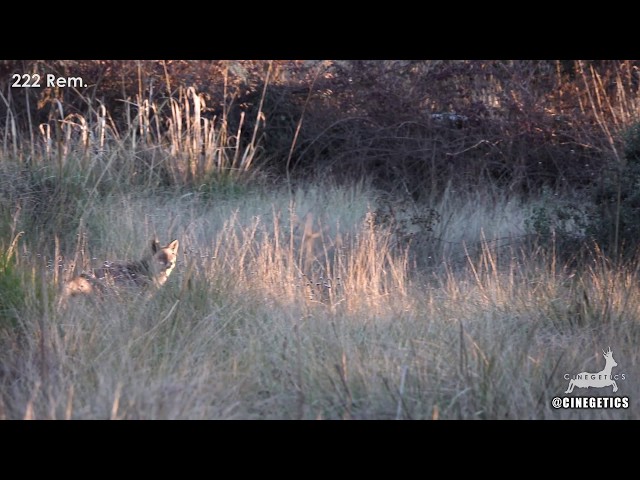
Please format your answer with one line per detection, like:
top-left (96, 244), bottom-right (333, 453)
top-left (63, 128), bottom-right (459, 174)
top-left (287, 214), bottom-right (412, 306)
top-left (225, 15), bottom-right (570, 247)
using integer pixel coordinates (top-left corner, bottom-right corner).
top-left (152, 239), bottom-right (179, 275)
top-left (156, 253), bottom-right (175, 269)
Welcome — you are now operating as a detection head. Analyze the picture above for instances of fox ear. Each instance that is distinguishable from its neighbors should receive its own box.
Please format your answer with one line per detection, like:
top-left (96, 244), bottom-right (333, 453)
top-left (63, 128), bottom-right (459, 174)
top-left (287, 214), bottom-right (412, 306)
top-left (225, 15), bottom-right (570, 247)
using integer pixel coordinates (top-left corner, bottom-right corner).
top-left (168, 240), bottom-right (179, 252)
top-left (151, 239), bottom-right (160, 253)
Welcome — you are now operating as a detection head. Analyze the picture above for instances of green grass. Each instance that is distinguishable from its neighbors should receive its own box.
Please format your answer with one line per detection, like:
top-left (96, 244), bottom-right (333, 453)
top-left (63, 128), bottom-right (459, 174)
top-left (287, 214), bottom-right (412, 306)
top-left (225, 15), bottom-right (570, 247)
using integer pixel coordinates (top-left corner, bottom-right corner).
top-left (1, 181), bottom-right (638, 419)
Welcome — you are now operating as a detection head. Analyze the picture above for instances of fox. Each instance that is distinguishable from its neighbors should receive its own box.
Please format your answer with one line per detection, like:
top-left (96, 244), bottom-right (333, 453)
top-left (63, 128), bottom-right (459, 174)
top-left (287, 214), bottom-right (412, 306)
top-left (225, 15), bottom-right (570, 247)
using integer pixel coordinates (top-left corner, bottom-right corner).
top-left (59, 239), bottom-right (179, 307)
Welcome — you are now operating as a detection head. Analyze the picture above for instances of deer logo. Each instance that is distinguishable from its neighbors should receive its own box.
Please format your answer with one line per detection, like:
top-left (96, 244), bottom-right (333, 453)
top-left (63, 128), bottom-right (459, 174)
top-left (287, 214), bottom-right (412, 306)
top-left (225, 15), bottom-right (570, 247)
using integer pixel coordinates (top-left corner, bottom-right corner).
top-left (565, 347), bottom-right (619, 394)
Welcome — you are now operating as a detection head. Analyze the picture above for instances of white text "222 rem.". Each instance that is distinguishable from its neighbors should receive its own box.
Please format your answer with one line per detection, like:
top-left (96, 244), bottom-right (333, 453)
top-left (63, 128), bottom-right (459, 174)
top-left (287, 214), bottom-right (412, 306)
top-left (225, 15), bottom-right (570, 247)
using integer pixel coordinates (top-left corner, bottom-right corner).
top-left (11, 74), bottom-right (86, 88)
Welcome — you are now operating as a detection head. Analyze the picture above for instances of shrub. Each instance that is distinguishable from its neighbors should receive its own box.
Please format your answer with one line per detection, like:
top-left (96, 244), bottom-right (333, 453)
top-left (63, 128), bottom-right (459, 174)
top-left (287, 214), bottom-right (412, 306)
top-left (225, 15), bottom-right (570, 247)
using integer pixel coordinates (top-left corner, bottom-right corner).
top-left (525, 122), bottom-right (640, 261)
top-left (524, 186), bottom-right (591, 257)
top-left (588, 122), bottom-right (640, 258)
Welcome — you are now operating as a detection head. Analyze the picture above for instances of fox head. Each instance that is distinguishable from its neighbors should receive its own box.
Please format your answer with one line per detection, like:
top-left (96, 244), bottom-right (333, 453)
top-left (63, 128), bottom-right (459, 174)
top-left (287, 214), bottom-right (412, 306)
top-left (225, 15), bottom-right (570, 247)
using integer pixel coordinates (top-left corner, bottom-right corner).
top-left (149, 239), bottom-right (180, 284)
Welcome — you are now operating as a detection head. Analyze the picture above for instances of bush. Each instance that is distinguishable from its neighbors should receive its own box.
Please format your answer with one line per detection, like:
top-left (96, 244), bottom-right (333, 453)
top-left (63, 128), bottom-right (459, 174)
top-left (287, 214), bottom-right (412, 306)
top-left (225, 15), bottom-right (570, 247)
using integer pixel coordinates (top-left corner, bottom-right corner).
top-left (525, 122), bottom-right (640, 261)
top-left (4, 60), bottom-right (637, 198)
top-left (524, 186), bottom-right (591, 257)
top-left (588, 122), bottom-right (640, 258)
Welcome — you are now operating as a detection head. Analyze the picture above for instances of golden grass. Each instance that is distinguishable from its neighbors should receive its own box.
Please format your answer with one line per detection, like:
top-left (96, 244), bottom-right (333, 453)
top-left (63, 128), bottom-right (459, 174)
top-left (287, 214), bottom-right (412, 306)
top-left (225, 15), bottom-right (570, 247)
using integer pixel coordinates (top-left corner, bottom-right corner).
top-left (1, 77), bottom-right (639, 420)
top-left (1, 183), bottom-right (639, 419)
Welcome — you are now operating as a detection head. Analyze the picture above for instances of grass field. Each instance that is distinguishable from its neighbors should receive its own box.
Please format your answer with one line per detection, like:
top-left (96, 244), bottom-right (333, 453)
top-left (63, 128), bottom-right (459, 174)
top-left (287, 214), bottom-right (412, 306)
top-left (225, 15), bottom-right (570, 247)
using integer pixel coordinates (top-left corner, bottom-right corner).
top-left (1, 177), bottom-right (637, 419)
top-left (1, 62), bottom-right (638, 419)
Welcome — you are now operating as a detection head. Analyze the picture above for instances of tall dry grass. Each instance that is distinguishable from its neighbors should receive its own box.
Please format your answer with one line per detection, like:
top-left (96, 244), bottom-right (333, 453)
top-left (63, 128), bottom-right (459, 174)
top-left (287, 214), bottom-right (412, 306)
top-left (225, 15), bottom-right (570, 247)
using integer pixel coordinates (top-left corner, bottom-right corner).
top-left (1, 67), bottom-right (639, 419)
top-left (1, 183), bottom-right (638, 419)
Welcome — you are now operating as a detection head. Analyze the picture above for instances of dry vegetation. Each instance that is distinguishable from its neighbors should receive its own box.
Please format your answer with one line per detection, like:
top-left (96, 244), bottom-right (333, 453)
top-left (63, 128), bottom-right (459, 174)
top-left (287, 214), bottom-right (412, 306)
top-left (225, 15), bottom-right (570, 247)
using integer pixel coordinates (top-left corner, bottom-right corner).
top-left (0, 60), bottom-right (639, 419)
